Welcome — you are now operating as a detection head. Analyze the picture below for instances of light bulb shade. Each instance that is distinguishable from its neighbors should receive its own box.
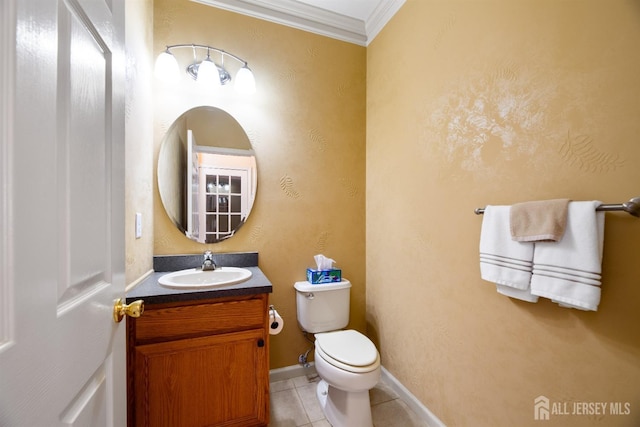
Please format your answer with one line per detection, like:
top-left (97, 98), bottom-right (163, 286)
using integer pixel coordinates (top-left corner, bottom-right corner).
top-left (154, 51), bottom-right (179, 82)
top-left (197, 58), bottom-right (221, 87)
top-left (234, 65), bottom-right (256, 94)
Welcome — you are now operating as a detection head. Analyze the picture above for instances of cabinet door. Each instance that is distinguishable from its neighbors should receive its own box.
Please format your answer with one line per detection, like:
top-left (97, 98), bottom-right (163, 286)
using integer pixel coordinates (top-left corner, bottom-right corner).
top-left (134, 329), bottom-right (268, 427)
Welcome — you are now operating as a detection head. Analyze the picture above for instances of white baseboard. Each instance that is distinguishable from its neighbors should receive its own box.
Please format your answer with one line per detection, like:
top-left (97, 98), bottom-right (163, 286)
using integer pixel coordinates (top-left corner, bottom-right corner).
top-left (380, 366), bottom-right (446, 427)
top-left (269, 362), bottom-right (317, 382)
top-left (269, 364), bottom-right (445, 426)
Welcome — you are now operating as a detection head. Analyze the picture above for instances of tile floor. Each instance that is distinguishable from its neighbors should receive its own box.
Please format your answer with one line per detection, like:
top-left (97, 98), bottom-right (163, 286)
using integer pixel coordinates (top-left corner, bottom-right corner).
top-left (269, 372), bottom-right (429, 427)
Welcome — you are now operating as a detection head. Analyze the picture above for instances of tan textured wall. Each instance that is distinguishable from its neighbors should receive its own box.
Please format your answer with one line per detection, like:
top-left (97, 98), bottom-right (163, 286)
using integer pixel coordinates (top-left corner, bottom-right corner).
top-left (367, 1), bottom-right (640, 426)
top-left (153, 0), bottom-right (366, 369)
top-left (125, 0), bottom-right (154, 285)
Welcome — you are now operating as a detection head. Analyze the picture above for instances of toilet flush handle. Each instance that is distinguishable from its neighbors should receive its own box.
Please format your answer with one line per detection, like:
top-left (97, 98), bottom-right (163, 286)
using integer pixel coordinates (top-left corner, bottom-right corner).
top-left (306, 292), bottom-right (314, 300)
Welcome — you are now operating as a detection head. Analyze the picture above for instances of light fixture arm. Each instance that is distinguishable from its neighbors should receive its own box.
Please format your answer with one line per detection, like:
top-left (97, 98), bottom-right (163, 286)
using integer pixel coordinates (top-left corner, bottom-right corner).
top-left (164, 43), bottom-right (249, 68)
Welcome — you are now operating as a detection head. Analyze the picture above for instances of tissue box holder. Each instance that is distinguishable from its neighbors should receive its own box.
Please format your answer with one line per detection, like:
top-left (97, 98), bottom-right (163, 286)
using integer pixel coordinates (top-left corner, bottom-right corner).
top-left (306, 268), bottom-right (342, 284)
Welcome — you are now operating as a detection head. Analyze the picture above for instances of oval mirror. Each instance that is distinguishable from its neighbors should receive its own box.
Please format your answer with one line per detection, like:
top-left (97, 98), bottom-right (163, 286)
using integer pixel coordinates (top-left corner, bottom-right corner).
top-left (158, 106), bottom-right (257, 243)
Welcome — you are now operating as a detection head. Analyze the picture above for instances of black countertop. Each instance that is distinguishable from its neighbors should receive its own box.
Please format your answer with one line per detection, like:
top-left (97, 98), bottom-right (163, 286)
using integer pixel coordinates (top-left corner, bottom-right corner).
top-left (126, 252), bottom-right (272, 305)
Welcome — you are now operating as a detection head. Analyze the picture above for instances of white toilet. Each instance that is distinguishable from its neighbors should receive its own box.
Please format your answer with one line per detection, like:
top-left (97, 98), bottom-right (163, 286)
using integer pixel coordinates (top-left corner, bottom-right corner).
top-left (294, 280), bottom-right (381, 427)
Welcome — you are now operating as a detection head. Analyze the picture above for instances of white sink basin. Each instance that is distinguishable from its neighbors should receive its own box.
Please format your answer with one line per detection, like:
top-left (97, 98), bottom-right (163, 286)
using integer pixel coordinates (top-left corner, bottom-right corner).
top-left (158, 267), bottom-right (252, 289)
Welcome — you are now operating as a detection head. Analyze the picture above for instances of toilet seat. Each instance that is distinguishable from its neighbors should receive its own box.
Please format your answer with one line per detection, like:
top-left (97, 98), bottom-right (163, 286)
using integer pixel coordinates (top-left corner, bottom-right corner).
top-left (315, 330), bottom-right (380, 374)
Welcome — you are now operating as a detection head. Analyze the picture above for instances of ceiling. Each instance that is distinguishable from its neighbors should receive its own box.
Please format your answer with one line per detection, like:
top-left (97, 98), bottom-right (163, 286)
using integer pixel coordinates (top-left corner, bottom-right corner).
top-left (192, 0), bottom-right (406, 46)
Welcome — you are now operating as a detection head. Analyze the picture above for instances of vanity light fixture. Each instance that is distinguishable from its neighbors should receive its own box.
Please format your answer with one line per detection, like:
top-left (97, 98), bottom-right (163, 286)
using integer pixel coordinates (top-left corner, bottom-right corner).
top-left (154, 44), bottom-right (256, 94)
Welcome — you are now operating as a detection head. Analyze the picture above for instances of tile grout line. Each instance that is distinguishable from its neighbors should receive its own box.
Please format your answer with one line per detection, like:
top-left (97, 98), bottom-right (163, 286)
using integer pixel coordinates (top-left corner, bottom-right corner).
top-left (270, 367), bottom-right (439, 427)
top-left (293, 383), bottom-right (325, 426)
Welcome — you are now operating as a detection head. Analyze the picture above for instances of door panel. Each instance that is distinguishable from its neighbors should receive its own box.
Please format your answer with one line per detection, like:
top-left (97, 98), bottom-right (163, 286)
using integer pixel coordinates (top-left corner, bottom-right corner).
top-left (59, 361), bottom-right (109, 427)
top-left (0, 0), bottom-right (126, 425)
top-left (58, 0), bottom-right (109, 307)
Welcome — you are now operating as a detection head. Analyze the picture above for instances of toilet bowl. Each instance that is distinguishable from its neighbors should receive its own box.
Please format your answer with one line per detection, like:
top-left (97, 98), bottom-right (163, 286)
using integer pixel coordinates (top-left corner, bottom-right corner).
top-left (313, 329), bottom-right (381, 427)
top-left (294, 280), bottom-right (381, 427)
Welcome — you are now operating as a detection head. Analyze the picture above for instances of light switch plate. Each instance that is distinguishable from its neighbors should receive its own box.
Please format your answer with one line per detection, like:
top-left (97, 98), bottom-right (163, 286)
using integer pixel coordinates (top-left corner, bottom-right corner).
top-left (135, 212), bottom-right (142, 238)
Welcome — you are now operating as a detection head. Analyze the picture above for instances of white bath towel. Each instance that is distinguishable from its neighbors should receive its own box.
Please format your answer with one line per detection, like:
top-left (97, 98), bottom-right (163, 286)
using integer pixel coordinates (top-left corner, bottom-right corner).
top-left (480, 257), bottom-right (532, 272)
top-left (480, 260), bottom-right (533, 289)
top-left (480, 253), bottom-right (533, 268)
top-left (480, 205), bottom-right (537, 302)
top-left (532, 264), bottom-right (601, 281)
top-left (530, 201), bottom-right (605, 311)
top-left (533, 275), bottom-right (602, 310)
top-left (532, 268), bottom-right (601, 287)
top-left (496, 285), bottom-right (540, 303)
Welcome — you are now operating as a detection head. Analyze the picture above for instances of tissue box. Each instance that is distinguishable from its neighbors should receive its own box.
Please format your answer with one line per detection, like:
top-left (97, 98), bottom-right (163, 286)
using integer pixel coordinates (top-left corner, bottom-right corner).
top-left (306, 268), bottom-right (342, 284)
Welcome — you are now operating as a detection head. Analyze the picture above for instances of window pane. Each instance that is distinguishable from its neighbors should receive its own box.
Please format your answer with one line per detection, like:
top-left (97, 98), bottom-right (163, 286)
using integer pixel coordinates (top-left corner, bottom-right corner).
top-left (230, 176), bottom-right (242, 193)
top-left (206, 175), bottom-right (217, 193)
top-left (230, 195), bottom-right (241, 213)
top-left (206, 195), bottom-right (216, 212)
top-left (219, 215), bottom-right (229, 232)
top-left (231, 215), bottom-right (242, 230)
top-left (206, 214), bottom-right (217, 232)
top-left (218, 196), bottom-right (229, 212)
top-left (218, 176), bottom-right (230, 193)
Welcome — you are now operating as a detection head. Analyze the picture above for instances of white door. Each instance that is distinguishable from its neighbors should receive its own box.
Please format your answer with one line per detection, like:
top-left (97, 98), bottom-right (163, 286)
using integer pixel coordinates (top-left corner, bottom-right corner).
top-left (198, 167), bottom-right (250, 243)
top-left (187, 130), bottom-right (199, 240)
top-left (0, 0), bottom-right (126, 425)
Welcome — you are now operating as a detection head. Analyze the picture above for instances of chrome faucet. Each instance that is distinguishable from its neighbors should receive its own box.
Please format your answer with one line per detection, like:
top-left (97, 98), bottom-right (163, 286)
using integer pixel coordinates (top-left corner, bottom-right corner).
top-left (202, 250), bottom-right (216, 271)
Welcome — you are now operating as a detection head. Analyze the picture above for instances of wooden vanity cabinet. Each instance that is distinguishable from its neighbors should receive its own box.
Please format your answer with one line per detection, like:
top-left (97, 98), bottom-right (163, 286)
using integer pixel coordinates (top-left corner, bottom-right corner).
top-left (127, 293), bottom-right (270, 427)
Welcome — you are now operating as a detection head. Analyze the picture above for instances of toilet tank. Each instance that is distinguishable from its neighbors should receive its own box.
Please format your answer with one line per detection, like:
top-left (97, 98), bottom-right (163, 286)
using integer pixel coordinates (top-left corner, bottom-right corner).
top-left (294, 280), bottom-right (351, 333)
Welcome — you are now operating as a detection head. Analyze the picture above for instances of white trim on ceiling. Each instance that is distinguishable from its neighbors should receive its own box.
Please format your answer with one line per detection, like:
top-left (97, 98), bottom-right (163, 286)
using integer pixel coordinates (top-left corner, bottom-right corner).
top-left (190, 0), bottom-right (405, 46)
top-left (365, 0), bottom-right (405, 44)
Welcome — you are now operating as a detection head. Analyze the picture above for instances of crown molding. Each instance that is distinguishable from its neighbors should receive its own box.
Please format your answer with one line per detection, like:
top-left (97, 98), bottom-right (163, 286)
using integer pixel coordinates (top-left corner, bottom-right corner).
top-left (366, 0), bottom-right (405, 44)
top-left (191, 0), bottom-right (405, 46)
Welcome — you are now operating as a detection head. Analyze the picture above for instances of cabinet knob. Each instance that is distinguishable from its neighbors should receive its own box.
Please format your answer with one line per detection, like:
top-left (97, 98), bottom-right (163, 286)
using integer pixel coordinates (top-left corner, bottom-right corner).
top-left (113, 298), bottom-right (144, 323)
top-left (257, 339), bottom-right (265, 348)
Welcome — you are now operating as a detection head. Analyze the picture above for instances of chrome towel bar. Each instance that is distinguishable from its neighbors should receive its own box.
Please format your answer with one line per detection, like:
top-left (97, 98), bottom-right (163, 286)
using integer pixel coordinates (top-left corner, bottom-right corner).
top-left (474, 196), bottom-right (640, 217)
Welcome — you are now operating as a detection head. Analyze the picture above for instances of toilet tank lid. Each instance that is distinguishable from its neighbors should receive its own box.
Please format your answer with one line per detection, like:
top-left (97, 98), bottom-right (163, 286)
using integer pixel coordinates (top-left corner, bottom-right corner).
top-left (294, 280), bottom-right (351, 292)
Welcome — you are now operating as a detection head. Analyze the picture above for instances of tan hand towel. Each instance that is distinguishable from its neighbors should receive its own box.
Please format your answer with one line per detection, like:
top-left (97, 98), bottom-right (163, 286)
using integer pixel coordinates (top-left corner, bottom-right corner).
top-left (509, 199), bottom-right (570, 242)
